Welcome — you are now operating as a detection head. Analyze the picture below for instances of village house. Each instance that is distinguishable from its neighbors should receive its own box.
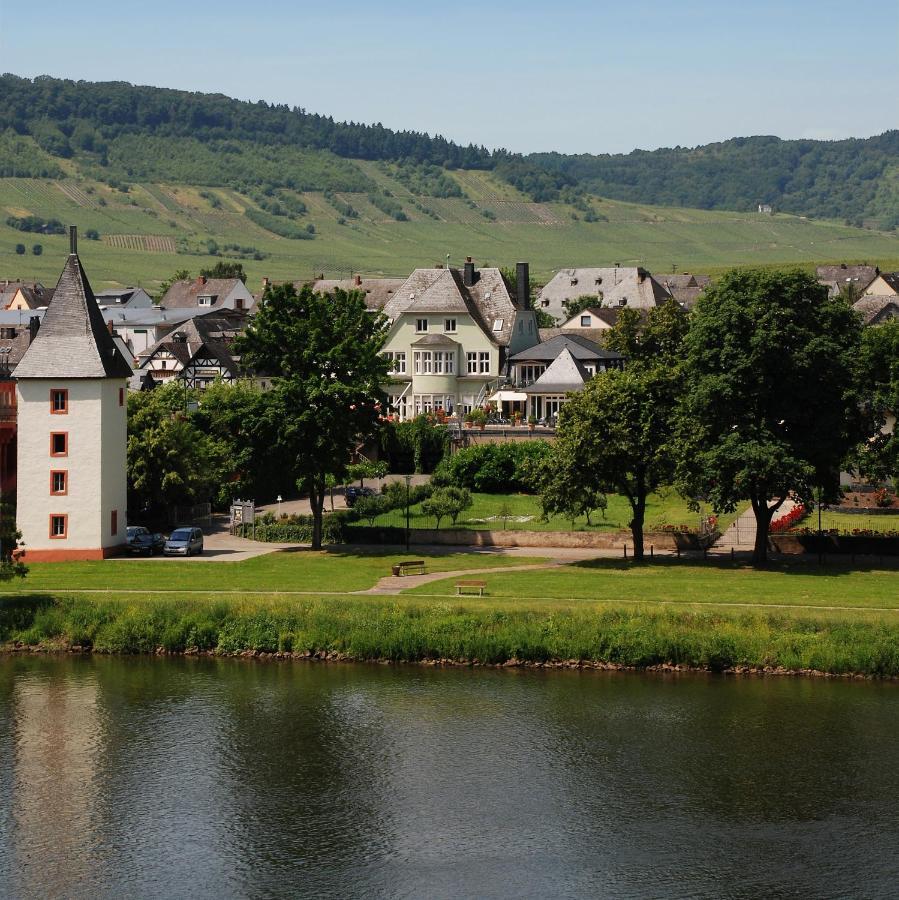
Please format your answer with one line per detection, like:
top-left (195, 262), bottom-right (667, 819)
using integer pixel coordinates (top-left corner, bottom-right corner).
top-left (94, 287), bottom-right (154, 309)
top-left (308, 274), bottom-right (406, 311)
top-left (14, 227), bottom-right (132, 560)
top-left (159, 275), bottom-right (255, 313)
top-left (507, 333), bottom-right (624, 422)
top-left (134, 311), bottom-right (247, 389)
top-left (1, 280), bottom-right (54, 311)
top-left (815, 264), bottom-right (880, 298)
top-left (863, 272), bottom-right (899, 298)
top-left (535, 266), bottom-right (684, 322)
top-left (852, 295), bottom-right (899, 326)
top-left (379, 259), bottom-right (540, 419)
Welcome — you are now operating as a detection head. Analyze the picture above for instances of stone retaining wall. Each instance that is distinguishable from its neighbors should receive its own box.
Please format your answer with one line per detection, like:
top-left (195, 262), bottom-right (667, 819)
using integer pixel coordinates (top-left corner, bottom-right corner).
top-left (346, 526), bottom-right (711, 550)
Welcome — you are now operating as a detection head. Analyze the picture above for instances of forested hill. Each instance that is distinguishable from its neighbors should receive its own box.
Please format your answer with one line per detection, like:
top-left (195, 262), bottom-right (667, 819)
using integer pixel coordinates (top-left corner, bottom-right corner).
top-left (0, 74), bottom-right (896, 228)
top-left (530, 133), bottom-right (899, 229)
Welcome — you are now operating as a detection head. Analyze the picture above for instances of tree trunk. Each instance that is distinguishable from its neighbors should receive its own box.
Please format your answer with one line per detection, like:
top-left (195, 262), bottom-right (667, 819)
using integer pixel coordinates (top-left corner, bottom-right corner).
top-left (629, 488), bottom-right (647, 561)
top-left (750, 494), bottom-right (778, 566)
top-left (309, 476), bottom-right (325, 550)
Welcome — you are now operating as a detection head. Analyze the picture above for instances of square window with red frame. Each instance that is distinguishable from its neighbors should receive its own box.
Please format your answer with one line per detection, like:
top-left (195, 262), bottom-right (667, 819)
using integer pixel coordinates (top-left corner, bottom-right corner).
top-left (50, 470), bottom-right (67, 495)
top-left (49, 514), bottom-right (67, 539)
top-left (50, 432), bottom-right (68, 456)
top-left (50, 389), bottom-right (68, 414)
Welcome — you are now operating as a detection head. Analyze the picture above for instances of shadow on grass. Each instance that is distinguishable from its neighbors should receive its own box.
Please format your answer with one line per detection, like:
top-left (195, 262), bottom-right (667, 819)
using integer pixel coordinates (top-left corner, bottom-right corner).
top-left (569, 555), bottom-right (899, 577)
top-left (0, 594), bottom-right (55, 638)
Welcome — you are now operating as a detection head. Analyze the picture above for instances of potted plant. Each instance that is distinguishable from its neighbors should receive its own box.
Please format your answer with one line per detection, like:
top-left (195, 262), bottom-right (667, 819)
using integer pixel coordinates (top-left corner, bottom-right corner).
top-left (527, 415), bottom-right (537, 431)
top-left (464, 411), bottom-right (474, 429)
top-left (469, 408), bottom-right (487, 430)
top-left (511, 410), bottom-right (522, 426)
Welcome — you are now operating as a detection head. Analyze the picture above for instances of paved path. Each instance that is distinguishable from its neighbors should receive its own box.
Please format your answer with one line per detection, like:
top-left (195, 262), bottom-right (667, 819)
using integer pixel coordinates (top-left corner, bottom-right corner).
top-left (713, 499), bottom-right (801, 552)
top-left (361, 561), bottom-right (567, 594)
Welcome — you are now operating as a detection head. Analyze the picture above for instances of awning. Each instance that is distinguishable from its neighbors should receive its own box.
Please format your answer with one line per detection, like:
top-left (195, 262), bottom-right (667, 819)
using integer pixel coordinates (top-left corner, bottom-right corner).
top-left (488, 390), bottom-right (527, 403)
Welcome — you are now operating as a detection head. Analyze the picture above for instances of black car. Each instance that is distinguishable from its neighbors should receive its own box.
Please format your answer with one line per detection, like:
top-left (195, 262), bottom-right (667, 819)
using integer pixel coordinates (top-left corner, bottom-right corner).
top-left (129, 529), bottom-right (166, 556)
top-left (345, 486), bottom-right (375, 507)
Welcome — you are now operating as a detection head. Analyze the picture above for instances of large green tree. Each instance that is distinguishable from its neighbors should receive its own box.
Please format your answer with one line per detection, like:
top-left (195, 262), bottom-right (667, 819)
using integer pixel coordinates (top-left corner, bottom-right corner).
top-left (127, 383), bottom-right (229, 521)
top-left (676, 269), bottom-right (869, 564)
top-left (549, 299), bottom-right (688, 559)
top-left (853, 319), bottom-right (899, 481)
top-left (236, 283), bottom-right (390, 549)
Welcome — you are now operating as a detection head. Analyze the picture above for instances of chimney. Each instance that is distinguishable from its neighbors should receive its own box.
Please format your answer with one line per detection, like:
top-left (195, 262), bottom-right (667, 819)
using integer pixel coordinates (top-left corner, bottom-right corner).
top-left (197, 275), bottom-right (207, 286)
top-left (463, 257), bottom-right (476, 287)
top-left (28, 316), bottom-right (40, 344)
top-left (354, 274), bottom-right (362, 287)
top-left (69, 225), bottom-right (78, 255)
top-left (515, 261), bottom-right (529, 308)
top-left (107, 320), bottom-right (114, 335)
top-left (261, 276), bottom-right (271, 290)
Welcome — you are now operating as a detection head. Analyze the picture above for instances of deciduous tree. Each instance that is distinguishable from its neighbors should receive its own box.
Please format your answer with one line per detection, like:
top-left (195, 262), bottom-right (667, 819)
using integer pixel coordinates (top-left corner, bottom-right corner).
top-left (236, 283), bottom-right (390, 549)
top-left (676, 268), bottom-right (869, 564)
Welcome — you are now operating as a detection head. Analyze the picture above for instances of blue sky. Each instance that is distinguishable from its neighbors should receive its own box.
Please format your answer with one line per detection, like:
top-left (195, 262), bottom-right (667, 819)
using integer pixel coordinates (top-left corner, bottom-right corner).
top-left (2, 0), bottom-right (896, 154)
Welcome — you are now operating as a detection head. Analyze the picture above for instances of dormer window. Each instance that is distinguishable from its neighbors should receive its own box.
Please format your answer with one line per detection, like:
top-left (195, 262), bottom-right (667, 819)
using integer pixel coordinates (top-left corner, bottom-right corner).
top-left (198, 295), bottom-right (214, 307)
top-left (416, 319), bottom-right (428, 333)
top-left (492, 319), bottom-right (503, 332)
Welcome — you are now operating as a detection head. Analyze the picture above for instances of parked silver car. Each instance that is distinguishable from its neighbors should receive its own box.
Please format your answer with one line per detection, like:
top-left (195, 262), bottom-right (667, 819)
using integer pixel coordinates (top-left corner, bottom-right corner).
top-left (163, 526), bottom-right (204, 557)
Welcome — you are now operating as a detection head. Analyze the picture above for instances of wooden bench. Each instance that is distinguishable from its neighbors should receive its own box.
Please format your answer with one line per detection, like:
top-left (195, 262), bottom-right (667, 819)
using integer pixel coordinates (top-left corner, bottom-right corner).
top-left (456, 580), bottom-right (487, 596)
top-left (392, 560), bottom-right (426, 576)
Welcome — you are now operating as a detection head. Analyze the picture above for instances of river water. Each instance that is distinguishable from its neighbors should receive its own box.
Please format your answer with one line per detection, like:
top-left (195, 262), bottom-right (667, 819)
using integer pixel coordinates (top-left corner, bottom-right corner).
top-left (1, 656), bottom-right (897, 899)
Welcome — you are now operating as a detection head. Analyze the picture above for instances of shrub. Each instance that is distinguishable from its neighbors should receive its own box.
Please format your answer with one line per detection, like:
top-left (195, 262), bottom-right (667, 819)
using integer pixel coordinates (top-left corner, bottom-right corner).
top-left (421, 486), bottom-right (472, 529)
top-left (431, 441), bottom-right (552, 493)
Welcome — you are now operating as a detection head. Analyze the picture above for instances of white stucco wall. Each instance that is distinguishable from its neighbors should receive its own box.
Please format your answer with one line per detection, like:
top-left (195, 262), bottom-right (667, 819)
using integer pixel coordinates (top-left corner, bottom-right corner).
top-left (16, 378), bottom-right (128, 553)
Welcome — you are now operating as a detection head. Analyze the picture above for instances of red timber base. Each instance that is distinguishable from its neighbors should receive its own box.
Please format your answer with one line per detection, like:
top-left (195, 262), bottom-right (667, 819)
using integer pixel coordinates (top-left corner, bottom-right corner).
top-left (21, 545), bottom-right (127, 562)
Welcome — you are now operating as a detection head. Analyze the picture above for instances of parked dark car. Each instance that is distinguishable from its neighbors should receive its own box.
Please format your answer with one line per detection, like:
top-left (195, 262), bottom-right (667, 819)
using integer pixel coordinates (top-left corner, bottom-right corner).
top-left (126, 525), bottom-right (149, 546)
top-left (129, 530), bottom-right (166, 556)
top-left (164, 527), bottom-right (204, 557)
top-left (345, 486), bottom-right (375, 507)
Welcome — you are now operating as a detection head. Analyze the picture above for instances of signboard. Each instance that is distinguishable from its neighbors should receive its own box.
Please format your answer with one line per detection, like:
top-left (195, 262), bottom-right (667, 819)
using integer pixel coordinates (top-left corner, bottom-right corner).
top-left (230, 499), bottom-right (255, 533)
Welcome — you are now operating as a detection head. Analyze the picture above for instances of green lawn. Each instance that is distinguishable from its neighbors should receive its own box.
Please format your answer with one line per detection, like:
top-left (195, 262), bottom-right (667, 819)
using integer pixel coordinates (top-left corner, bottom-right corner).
top-left (405, 558), bottom-right (899, 611)
top-left (0, 549), bottom-right (547, 595)
top-left (371, 491), bottom-right (742, 533)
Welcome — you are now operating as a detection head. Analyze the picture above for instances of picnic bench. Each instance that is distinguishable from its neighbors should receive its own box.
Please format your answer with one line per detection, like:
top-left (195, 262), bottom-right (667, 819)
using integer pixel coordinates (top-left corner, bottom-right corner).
top-left (455, 580), bottom-right (487, 596)
top-left (392, 560), bottom-right (426, 576)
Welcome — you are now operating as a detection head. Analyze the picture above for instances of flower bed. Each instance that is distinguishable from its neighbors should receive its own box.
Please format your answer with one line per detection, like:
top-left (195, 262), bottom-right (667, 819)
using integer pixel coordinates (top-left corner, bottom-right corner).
top-left (770, 504), bottom-right (806, 533)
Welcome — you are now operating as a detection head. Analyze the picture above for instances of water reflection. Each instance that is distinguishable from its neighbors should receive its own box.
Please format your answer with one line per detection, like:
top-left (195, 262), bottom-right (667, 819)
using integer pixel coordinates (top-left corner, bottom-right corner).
top-left (1, 657), bottom-right (898, 899)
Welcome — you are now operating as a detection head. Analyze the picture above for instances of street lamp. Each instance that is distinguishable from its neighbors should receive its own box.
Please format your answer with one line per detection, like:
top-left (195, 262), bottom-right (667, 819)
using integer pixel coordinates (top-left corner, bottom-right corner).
top-left (404, 474), bottom-right (412, 552)
top-left (276, 494), bottom-right (283, 519)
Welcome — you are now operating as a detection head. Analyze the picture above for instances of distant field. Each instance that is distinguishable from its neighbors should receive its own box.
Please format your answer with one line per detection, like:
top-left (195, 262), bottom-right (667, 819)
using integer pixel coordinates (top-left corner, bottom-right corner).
top-left (2, 170), bottom-right (899, 293)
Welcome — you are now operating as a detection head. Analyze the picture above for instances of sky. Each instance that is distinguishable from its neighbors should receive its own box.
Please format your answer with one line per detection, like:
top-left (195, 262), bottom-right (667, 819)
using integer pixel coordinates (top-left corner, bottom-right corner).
top-left (1, 0), bottom-right (896, 155)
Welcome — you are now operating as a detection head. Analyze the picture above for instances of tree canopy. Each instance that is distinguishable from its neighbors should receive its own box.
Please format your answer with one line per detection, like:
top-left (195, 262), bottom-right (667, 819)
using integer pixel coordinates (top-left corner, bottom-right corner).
top-left (676, 268), bottom-right (870, 563)
top-left (235, 283), bottom-right (390, 548)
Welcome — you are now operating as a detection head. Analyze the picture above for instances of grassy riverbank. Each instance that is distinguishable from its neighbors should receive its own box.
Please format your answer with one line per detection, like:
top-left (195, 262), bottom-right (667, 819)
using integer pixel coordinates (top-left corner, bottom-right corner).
top-left (3, 591), bottom-right (899, 677)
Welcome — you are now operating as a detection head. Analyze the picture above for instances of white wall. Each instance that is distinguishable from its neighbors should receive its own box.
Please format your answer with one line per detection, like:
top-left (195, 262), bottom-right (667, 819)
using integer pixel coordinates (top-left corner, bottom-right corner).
top-left (16, 378), bottom-right (128, 553)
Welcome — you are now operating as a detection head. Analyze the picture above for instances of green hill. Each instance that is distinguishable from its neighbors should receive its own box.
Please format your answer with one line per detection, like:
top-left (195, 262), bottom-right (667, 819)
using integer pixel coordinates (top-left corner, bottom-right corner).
top-left (1, 75), bottom-right (897, 290)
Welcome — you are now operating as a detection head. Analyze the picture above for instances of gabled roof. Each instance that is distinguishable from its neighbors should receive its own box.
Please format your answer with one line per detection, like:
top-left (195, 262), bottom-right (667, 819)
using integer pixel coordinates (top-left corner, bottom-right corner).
top-left (876, 273), bottom-right (899, 293)
top-left (138, 313), bottom-right (243, 375)
top-left (159, 277), bottom-right (247, 308)
top-left (382, 266), bottom-right (521, 345)
top-left (15, 252), bottom-right (134, 379)
top-left (308, 277), bottom-right (405, 312)
top-left (816, 264), bottom-right (879, 286)
top-left (510, 332), bottom-right (623, 363)
top-left (523, 347), bottom-right (592, 394)
top-left (853, 296), bottom-right (899, 326)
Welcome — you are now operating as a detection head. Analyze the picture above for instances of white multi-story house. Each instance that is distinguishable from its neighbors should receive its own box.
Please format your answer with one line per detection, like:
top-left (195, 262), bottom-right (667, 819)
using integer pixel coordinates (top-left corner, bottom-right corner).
top-left (14, 228), bottom-right (132, 560)
top-left (379, 260), bottom-right (540, 419)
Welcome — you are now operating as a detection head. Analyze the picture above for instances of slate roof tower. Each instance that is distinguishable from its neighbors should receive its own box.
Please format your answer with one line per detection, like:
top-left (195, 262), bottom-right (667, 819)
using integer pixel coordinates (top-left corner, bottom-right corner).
top-left (15, 227), bottom-right (132, 560)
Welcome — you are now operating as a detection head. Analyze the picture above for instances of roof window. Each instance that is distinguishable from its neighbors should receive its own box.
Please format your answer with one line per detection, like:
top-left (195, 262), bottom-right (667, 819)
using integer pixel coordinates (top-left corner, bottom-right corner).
top-left (492, 319), bottom-right (503, 332)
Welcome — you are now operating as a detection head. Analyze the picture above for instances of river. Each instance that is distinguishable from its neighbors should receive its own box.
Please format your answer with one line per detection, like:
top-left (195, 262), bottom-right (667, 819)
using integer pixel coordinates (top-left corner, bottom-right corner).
top-left (0, 656), bottom-right (897, 899)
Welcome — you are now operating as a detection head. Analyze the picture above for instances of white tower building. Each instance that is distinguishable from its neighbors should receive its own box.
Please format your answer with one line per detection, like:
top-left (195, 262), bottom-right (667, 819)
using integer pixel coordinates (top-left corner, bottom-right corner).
top-left (14, 227), bottom-right (133, 560)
